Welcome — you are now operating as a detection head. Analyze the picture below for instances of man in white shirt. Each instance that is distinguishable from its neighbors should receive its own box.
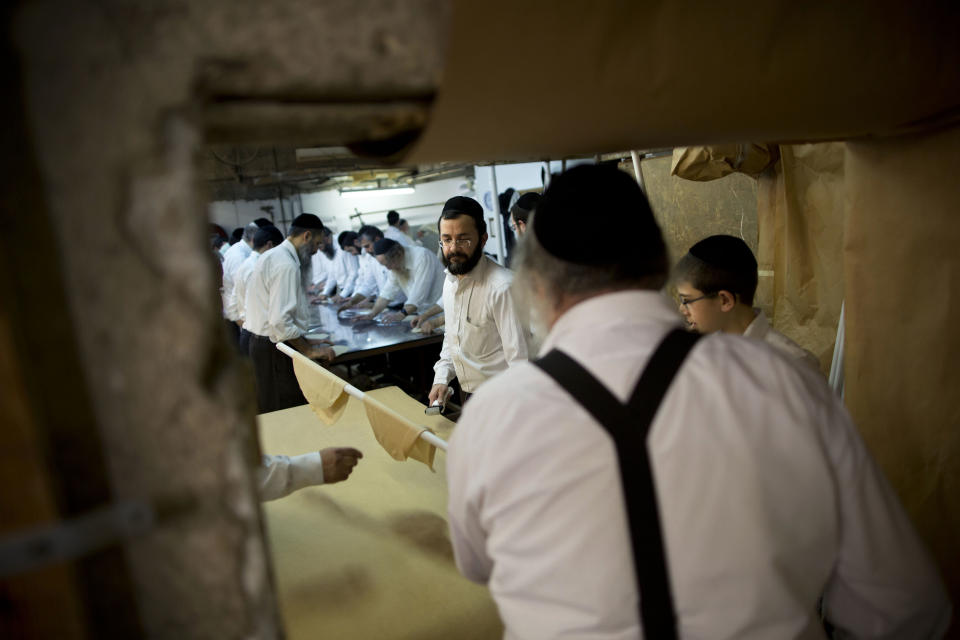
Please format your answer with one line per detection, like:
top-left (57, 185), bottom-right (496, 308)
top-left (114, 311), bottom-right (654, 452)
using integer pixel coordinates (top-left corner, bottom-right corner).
top-left (309, 227), bottom-right (336, 294)
top-left (384, 209), bottom-right (414, 247)
top-left (673, 234), bottom-right (821, 372)
top-left (245, 214), bottom-right (335, 413)
top-left (429, 196), bottom-right (529, 407)
top-left (235, 225), bottom-right (283, 357)
top-left (447, 165), bottom-right (950, 639)
top-left (221, 222), bottom-right (259, 347)
top-left (508, 191), bottom-right (539, 237)
top-left (360, 238), bottom-right (445, 320)
top-left (327, 231), bottom-right (360, 303)
top-left (337, 225), bottom-right (396, 310)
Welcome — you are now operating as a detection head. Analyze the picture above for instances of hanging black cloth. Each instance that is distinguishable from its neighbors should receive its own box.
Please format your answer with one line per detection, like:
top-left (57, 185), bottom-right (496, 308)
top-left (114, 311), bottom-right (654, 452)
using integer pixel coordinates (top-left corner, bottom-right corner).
top-left (533, 328), bottom-right (700, 639)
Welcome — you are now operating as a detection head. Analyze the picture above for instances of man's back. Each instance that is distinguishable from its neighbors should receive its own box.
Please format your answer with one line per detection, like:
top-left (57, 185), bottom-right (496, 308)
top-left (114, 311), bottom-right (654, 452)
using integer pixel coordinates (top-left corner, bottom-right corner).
top-left (448, 290), bottom-right (949, 639)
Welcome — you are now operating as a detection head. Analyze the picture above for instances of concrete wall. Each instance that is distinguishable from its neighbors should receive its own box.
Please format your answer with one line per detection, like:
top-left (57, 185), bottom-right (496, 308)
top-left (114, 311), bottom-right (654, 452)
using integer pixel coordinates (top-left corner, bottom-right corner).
top-left (9, 1), bottom-right (447, 637)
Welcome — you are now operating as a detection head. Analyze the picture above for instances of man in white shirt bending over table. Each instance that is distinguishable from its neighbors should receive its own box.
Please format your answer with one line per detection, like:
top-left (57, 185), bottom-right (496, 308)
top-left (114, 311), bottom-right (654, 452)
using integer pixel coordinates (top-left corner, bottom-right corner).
top-left (446, 165), bottom-right (950, 640)
top-left (359, 237), bottom-right (445, 321)
top-left (673, 234), bottom-right (821, 373)
top-left (429, 196), bottom-right (529, 407)
top-left (245, 214), bottom-right (335, 413)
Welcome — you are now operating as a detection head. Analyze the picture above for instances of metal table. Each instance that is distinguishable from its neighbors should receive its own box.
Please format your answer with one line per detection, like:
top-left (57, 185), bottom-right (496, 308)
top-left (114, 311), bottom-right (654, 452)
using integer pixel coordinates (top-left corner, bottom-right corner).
top-left (307, 301), bottom-right (443, 364)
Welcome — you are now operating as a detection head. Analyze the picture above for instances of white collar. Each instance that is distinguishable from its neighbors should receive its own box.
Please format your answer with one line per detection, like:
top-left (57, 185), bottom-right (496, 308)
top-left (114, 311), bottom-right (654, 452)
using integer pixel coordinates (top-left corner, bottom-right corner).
top-left (541, 290), bottom-right (682, 353)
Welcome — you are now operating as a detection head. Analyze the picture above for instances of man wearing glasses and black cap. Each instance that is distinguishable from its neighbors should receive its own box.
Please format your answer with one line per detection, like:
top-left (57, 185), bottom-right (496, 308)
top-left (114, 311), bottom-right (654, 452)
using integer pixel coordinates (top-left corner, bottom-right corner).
top-left (428, 196), bottom-right (529, 408)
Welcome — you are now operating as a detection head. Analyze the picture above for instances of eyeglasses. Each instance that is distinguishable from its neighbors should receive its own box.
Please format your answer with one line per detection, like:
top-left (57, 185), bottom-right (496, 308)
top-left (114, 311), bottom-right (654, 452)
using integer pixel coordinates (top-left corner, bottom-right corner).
top-left (439, 238), bottom-right (474, 248)
top-left (678, 293), bottom-right (717, 308)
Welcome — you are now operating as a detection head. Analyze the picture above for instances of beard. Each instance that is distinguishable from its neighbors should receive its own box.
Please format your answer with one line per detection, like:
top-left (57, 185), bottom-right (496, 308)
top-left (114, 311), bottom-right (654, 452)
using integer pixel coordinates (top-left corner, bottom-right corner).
top-left (442, 243), bottom-right (483, 275)
top-left (297, 243), bottom-right (314, 265)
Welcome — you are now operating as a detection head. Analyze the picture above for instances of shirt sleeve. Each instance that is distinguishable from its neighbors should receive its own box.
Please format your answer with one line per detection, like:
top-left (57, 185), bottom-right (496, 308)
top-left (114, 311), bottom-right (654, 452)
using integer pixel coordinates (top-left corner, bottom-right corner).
top-left (354, 256), bottom-right (378, 298)
top-left (404, 250), bottom-right (436, 311)
top-left (490, 282), bottom-right (529, 368)
top-left (819, 396), bottom-right (952, 637)
top-left (340, 253), bottom-right (359, 297)
top-left (446, 426), bottom-right (494, 583)
top-left (380, 269), bottom-right (402, 303)
top-left (268, 262), bottom-right (305, 342)
top-left (433, 299), bottom-right (456, 386)
top-left (323, 253), bottom-right (340, 297)
top-left (258, 453), bottom-right (325, 501)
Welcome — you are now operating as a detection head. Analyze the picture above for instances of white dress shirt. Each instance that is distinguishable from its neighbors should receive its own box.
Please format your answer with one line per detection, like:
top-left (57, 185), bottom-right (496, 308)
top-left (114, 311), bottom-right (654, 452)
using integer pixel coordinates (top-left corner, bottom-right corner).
top-left (259, 453), bottom-right (324, 501)
top-left (221, 240), bottom-right (252, 321)
top-left (384, 224), bottom-right (415, 247)
top-left (744, 309), bottom-right (821, 373)
top-left (311, 248), bottom-right (335, 286)
top-left (245, 239), bottom-right (310, 343)
top-left (323, 246), bottom-right (360, 297)
top-left (448, 290), bottom-right (950, 640)
top-left (380, 244), bottom-right (445, 312)
top-left (233, 250), bottom-right (261, 325)
top-left (433, 256), bottom-right (529, 392)
top-left (353, 250), bottom-right (381, 298)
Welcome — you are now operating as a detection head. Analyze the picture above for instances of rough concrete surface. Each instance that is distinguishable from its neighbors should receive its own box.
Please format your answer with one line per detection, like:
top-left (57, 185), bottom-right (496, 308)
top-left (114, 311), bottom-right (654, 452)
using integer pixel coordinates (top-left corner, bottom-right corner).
top-left (11, 1), bottom-right (447, 637)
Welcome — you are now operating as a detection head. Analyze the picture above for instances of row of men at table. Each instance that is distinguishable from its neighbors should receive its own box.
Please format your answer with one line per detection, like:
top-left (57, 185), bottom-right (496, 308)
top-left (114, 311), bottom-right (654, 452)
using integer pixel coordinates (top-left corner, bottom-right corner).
top-left (223, 167), bottom-right (950, 638)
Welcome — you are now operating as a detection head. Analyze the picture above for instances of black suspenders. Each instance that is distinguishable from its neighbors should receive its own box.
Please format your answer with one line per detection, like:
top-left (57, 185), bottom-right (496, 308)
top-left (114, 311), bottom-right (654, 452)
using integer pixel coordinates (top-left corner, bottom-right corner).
top-left (533, 329), bottom-right (700, 639)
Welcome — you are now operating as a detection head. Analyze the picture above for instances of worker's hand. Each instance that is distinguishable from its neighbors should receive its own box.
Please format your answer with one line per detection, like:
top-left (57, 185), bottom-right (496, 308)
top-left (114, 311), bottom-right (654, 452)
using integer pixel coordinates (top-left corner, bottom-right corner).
top-left (309, 345), bottom-right (336, 362)
top-left (409, 314), bottom-right (423, 328)
top-left (337, 299), bottom-right (355, 312)
top-left (381, 311), bottom-right (405, 323)
top-left (428, 384), bottom-right (449, 406)
top-left (420, 318), bottom-right (439, 334)
top-left (357, 299), bottom-right (374, 309)
top-left (320, 447), bottom-right (363, 484)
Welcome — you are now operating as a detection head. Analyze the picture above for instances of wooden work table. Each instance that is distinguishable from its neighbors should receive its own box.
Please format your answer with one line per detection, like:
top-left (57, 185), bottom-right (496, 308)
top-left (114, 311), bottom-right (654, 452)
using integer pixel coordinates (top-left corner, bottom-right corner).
top-left (258, 394), bottom-right (501, 639)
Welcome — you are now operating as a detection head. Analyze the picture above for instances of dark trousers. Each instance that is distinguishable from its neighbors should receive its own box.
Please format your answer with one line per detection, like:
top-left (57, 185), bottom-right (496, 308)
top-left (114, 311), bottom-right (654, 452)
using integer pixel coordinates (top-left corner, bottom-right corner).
top-left (238, 328), bottom-right (252, 358)
top-left (249, 334), bottom-right (307, 413)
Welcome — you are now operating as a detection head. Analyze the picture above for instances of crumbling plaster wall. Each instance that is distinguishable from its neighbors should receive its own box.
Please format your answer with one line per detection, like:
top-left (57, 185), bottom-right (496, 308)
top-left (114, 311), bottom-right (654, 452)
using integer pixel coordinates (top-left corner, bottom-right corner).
top-left (12, 1), bottom-right (447, 637)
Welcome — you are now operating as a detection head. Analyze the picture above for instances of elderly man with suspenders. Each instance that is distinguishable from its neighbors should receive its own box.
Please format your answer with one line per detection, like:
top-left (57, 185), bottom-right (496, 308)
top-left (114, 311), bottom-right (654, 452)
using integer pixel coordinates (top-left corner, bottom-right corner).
top-left (445, 165), bottom-right (950, 639)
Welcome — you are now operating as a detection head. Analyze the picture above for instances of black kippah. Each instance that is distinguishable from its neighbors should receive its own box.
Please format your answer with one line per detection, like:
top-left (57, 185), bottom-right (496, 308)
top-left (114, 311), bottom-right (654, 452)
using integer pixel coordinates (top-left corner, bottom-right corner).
top-left (373, 238), bottom-right (398, 256)
top-left (687, 235), bottom-right (757, 273)
top-left (533, 164), bottom-right (663, 266)
top-left (513, 192), bottom-right (541, 213)
top-left (442, 196), bottom-right (483, 218)
top-left (291, 213), bottom-right (324, 230)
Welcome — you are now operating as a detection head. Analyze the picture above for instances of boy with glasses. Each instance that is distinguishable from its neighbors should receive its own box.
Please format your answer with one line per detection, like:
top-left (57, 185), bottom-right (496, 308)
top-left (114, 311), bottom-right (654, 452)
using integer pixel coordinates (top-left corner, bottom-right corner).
top-left (673, 235), bottom-right (820, 372)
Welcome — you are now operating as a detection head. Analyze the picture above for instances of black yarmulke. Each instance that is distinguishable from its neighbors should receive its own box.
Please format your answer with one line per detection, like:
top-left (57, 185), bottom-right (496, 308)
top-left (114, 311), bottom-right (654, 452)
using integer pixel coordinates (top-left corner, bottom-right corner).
top-left (291, 213), bottom-right (324, 230)
top-left (442, 196), bottom-right (483, 218)
top-left (533, 164), bottom-right (663, 266)
top-left (687, 235), bottom-right (757, 272)
top-left (512, 192), bottom-right (541, 214)
top-left (373, 238), bottom-right (399, 256)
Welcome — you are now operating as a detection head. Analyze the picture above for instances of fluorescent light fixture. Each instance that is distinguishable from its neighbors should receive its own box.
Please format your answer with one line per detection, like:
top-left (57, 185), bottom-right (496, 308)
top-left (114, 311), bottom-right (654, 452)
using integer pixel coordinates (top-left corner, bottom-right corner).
top-left (339, 186), bottom-right (415, 199)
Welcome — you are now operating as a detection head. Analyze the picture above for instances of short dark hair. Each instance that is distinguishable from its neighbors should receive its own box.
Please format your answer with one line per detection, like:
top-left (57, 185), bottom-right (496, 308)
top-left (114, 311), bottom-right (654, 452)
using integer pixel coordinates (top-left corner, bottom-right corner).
top-left (673, 235), bottom-right (758, 305)
top-left (338, 230), bottom-right (359, 249)
top-left (387, 210), bottom-right (400, 226)
top-left (510, 192), bottom-right (541, 224)
top-left (230, 227), bottom-right (244, 244)
top-left (358, 225), bottom-right (383, 242)
top-left (253, 217), bottom-right (273, 228)
top-left (438, 196), bottom-right (486, 237)
top-left (253, 226), bottom-right (283, 250)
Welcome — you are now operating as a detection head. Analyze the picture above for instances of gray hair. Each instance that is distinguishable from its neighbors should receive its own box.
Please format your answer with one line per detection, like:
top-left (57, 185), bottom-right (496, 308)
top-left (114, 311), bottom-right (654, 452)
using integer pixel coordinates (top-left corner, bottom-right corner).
top-left (515, 217), bottom-right (668, 303)
top-left (242, 222), bottom-right (259, 242)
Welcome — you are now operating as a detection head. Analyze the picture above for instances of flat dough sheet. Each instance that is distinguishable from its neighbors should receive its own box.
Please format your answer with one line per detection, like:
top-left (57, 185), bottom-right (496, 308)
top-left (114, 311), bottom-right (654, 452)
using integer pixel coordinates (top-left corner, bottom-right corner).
top-left (258, 397), bottom-right (501, 639)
